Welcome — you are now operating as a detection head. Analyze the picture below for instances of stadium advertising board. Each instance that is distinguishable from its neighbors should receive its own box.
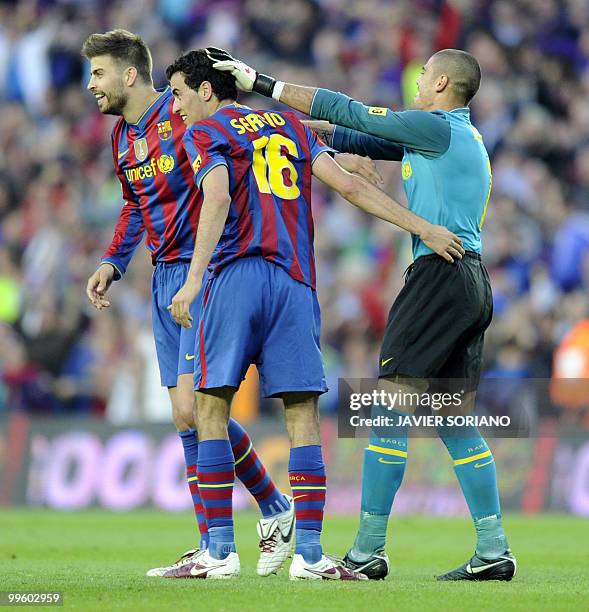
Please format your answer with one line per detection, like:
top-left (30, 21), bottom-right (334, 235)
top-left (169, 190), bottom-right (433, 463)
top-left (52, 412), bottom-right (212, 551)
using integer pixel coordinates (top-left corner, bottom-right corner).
top-left (1, 414), bottom-right (588, 516)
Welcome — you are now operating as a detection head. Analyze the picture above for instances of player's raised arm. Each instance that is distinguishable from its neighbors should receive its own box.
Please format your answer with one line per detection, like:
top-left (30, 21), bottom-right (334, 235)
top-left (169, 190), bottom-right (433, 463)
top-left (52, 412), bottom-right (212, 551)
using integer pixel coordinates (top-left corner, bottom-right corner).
top-left (311, 151), bottom-right (464, 263)
top-left (169, 164), bottom-right (231, 328)
top-left (207, 48), bottom-right (449, 157)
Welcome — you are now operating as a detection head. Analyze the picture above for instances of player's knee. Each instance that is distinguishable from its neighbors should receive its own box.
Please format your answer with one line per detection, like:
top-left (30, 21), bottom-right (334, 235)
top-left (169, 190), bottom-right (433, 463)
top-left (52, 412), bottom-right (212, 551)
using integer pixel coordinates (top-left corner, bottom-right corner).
top-left (170, 374), bottom-right (198, 430)
top-left (195, 388), bottom-right (232, 441)
top-left (378, 375), bottom-right (428, 414)
top-left (283, 392), bottom-right (321, 447)
top-left (172, 400), bottom-right (196, 430)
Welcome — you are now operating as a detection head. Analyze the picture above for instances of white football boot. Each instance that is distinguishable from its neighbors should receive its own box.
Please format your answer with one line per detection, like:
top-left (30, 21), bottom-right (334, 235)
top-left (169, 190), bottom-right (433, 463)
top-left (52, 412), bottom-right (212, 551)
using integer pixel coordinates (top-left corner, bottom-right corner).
top-left (163, 548), bottom-right (240, 579)
top-left (256, 495), bottom-right (295, 576)
top-left (289, 553), bottom-right (368, 581)
top-left (146, 548), bottom-right (199, 577)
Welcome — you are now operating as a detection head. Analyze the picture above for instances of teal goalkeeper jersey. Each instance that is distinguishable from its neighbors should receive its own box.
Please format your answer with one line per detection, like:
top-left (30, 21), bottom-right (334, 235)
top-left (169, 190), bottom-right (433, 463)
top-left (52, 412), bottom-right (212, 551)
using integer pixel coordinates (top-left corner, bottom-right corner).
top-left (310, 89), bottom-right (492, 260)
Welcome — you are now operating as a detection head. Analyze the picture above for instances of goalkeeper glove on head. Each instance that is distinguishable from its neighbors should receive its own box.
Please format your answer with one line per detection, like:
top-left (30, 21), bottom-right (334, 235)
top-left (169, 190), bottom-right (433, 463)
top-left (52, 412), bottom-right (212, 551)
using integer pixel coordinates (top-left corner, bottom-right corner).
top-left (205, 47), bottom-right (277, 97)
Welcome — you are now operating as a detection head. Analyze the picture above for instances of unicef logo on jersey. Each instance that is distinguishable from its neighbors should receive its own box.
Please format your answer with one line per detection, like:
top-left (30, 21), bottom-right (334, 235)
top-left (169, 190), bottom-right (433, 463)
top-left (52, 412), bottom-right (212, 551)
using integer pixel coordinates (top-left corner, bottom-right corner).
top-left (157, 154), bottom-right (175, 174)
top-left (402, 161), bottom-right (413, 180)
top-left (124, 154), bottom-right (176, 182)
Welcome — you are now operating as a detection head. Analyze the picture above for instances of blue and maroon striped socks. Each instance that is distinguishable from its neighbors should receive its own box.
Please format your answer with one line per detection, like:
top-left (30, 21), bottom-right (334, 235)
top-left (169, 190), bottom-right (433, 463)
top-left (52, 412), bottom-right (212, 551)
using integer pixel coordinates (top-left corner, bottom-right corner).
top-left (178, 429), bottom-right (209, 550)
top-left (289, 445), bottom-right (326, 564)
top-left (228, 419), bottom-right (289, 518)
top-left (180, 420), bottom-right (288, 555)
top-left (197, 439), bottom-right (236, 560)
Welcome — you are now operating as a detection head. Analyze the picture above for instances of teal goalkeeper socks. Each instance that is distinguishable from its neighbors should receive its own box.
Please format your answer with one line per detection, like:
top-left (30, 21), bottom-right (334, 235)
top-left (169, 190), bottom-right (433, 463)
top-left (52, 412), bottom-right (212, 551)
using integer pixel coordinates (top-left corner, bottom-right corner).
top-left (437, 425), bottom-right (509, 558)
top-left (474, 514), bottom-right (509, 559)
top-left (350, 512), bottom-right (390, 561)
top-left (350, 424), bottom-right (408, 560)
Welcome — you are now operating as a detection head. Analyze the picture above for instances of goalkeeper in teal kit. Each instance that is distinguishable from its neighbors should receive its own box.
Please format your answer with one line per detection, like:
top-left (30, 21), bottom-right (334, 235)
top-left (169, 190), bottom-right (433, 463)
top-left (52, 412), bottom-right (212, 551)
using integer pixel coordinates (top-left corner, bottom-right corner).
top-left (209, 47), bottom-right (516, 582)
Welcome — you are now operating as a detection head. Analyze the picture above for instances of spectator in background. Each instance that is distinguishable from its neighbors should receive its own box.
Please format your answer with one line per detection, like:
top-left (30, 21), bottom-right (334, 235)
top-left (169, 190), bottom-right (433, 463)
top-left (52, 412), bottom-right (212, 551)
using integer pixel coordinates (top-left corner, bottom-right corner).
top-left (551, 318), bottom-right (589, 427)
top-left (0, 246), bottom-right (20, 325)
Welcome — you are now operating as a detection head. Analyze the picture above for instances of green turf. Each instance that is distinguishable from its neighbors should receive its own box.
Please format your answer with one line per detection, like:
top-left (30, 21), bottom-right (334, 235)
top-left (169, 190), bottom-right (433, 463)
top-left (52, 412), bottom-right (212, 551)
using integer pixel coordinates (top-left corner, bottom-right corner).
top-left (0, 511), bottom-right (588, 611)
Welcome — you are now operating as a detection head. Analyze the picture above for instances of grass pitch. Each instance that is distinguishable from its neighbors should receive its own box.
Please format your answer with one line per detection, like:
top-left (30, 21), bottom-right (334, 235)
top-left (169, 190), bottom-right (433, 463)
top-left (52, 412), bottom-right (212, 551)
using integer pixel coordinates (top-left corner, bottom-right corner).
top-left (0, 511), bottom-right (587, 611)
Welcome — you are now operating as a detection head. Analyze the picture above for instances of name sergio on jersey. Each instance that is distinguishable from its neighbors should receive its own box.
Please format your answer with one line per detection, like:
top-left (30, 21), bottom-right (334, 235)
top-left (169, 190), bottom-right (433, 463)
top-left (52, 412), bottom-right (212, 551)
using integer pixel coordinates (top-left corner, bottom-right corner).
top-left (230, 111), bottom-right (287, 135)
top-left (124, 154), bottom-right (175, 182)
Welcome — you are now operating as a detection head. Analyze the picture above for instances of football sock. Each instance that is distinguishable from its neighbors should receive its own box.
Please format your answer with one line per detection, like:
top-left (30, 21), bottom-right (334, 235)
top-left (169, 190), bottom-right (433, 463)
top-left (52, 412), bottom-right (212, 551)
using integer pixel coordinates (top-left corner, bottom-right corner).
top-left (228, 419), bottom-right (289, 518)
top-left (178, 429), bottom-right (209, 550)
top-left (289, 445), bottom-right (326, 564)
top-left (437, 425), bottom-right (509, 559)
top-left (197, 439), bottom-right (235, 560)
top-left (350, 420), bottom-right (409, 561)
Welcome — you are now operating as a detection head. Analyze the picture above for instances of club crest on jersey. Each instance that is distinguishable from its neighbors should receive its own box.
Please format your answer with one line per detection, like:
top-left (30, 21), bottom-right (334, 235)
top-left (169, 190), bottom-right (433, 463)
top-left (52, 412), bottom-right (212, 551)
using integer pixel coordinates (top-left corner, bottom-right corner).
top-left (402, 160), bottom-right (413, 180)
top-left (157, 154), bottom-right (175, 174)
top-left (157, 120), bottom-right (172, 140)
top-left (134, 137), bottom-right (149, 162)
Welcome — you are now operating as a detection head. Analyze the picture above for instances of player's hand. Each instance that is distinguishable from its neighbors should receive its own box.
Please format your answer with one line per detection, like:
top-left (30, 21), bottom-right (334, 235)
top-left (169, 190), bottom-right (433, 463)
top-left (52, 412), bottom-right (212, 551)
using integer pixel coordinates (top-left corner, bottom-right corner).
top-left (168, 279), bottom-right (201, 329)
top-left (86, 264), bottom-right (115, 310)
top-left (420, 225), bottom-right (465, 263)
top-left (206, 47), bottom-right (257, 92)
top-left (335, 153), bottom-right (384, 187)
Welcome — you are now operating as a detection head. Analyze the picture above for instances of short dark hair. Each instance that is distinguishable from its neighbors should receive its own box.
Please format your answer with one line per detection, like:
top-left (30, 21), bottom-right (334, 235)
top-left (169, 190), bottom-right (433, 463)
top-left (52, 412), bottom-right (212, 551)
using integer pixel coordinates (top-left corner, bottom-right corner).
top-left (165, 50), bottom-right (238, 101)
top-left (433, 49), bottom-right (481, 105)
top-left (82, 29), bottom-right (153, 84)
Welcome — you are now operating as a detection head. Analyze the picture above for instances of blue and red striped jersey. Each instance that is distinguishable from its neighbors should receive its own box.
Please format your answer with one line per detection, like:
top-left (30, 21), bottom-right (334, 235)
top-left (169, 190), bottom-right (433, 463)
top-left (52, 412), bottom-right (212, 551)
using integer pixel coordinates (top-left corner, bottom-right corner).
top-left (182, 104), bottom-right (332, 289)
top-left (102, 88), bottom-right (199, 278)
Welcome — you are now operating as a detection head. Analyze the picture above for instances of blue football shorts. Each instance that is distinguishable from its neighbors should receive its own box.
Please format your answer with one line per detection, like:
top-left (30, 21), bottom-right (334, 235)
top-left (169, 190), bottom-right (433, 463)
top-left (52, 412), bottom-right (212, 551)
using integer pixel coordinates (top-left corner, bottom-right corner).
top-left (193, 256), bottom-right (327, 398)
top-left (151, 261), bottom-right (202, 388)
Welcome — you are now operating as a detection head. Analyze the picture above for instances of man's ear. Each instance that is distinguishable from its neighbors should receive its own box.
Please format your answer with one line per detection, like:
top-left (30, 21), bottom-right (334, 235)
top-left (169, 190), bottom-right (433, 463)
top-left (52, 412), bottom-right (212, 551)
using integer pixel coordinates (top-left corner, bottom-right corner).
top-left (124, 66), bottom-right (139, 87)
top-left (435, 73), bottom-right (449, 93)
top-left (199, 81), bottom-right (214, 101)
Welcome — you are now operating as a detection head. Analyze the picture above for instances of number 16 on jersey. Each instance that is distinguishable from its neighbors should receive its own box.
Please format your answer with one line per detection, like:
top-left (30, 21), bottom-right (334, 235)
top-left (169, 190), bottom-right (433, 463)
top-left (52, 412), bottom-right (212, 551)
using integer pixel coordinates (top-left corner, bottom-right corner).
top-left (252, 134), bottom-right (301, 200)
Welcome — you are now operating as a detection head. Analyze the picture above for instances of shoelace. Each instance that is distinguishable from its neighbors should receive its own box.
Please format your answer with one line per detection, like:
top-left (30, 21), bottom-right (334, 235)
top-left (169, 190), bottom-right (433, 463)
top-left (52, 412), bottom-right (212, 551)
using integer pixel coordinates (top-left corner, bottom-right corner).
top-left (323, 553), bottom-right (365, 577)
top-left (259, 529), bottom-right (280, 554)
top-left (170, 549), bottom-right (199, 568)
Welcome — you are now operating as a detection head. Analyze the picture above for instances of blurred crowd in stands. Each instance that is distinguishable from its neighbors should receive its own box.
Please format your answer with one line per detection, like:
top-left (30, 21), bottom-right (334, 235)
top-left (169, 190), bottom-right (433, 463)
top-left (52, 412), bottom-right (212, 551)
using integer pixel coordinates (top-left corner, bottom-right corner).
top-left (1, 0), bottom-right (589, 422)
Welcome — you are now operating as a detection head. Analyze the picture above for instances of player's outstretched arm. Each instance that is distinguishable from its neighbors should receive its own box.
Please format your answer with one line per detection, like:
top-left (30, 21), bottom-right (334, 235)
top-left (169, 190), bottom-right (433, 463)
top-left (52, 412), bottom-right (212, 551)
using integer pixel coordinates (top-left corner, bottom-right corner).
top-left (311, 152), bottom-right (464, 263)
top-left (209, 49), bottom-right (448, 156)
top-left (278, 84), bottom-right (449, 157)
top-left (333, 153), bottom-right (383, 187)
top-left (169, 165), bottom-right (231, 328)
top-left (301, 121), bottom-right (335, 145)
